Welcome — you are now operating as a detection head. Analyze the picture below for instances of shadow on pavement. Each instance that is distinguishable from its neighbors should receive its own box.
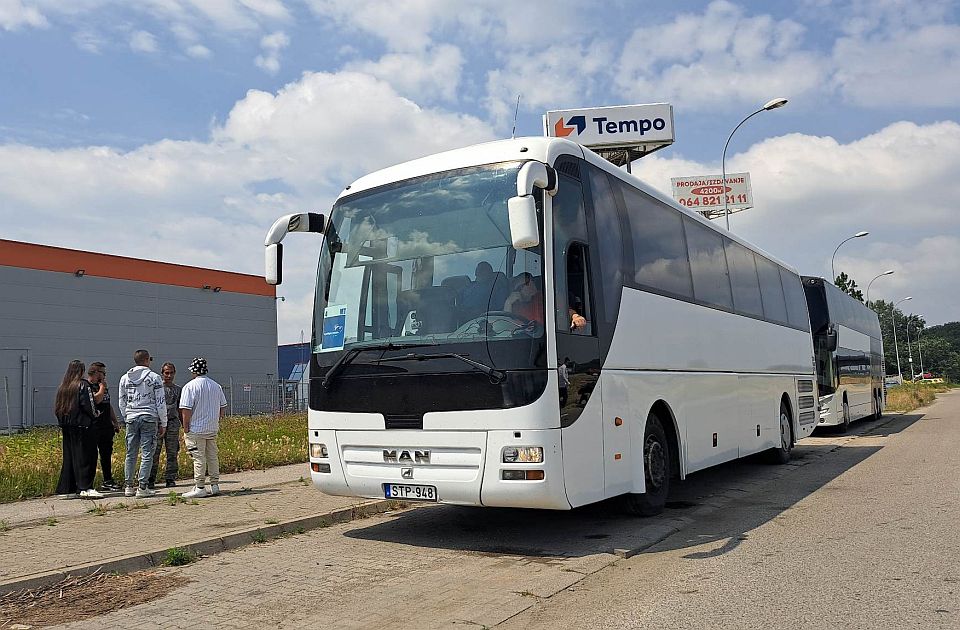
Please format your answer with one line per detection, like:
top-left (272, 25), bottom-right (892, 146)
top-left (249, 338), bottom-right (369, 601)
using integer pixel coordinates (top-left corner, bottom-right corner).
top-left (343, 413), bottom-right (924, 559)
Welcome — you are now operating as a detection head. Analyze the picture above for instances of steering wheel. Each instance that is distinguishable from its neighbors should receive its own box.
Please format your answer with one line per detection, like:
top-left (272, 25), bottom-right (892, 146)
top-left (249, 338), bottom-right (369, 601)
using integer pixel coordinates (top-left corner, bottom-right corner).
top-left (456, 311), bottom-right (541, 338)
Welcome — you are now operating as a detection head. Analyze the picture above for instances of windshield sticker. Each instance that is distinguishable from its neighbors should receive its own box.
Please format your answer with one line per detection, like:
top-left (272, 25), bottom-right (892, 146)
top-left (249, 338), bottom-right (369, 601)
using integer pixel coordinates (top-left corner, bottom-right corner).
top-left (321, 305), bottom-right (347, 352)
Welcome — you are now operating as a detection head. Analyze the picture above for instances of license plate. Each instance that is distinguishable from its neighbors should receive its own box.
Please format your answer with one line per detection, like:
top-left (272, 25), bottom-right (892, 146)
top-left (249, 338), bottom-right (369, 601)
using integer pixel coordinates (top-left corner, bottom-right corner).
top-left (383, 483), bottom-right (438, 501)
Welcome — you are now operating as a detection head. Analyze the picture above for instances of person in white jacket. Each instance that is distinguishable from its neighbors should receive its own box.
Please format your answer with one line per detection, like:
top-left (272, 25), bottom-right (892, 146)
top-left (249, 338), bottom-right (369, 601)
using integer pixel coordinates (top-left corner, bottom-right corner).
top-left (118, 349), bottom-right (166, 498)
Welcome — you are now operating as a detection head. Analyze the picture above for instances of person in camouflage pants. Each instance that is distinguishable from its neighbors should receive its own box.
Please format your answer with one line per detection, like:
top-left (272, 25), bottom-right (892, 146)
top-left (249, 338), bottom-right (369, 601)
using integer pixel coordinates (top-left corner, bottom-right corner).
top-left (150, 362), bottom-right (182, 488)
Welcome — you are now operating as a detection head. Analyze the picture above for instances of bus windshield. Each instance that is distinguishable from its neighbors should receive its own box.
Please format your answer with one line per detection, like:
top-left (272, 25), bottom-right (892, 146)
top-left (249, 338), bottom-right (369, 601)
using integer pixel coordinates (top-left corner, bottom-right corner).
top-left (313, 162), bottom-right (545, 363)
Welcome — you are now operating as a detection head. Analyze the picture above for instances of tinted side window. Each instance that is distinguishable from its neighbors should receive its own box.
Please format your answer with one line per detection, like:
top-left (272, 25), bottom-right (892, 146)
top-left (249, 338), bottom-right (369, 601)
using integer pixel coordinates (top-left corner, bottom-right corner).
top-left (552, 174), bottom-right (590, 332)
top-left (620, 185), bottom-right (693, 299)
top-left (756, 256), bottom-right (788, 323)
top-left (684, 218), bottom-right (733, 310)
top-left (587, 167), bottom-right (623, 317)
top-left (724, 239), bottom-right (764, 317)
top-left (780, 268), bottom-right (810, 331)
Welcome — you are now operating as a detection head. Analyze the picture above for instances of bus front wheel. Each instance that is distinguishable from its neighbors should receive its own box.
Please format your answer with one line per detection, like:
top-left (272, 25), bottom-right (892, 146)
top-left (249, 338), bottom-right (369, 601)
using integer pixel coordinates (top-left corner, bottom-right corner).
top-left (623, 413), bottom-right (670, 516)
top-left (764, 401), bottom-right (793, 465)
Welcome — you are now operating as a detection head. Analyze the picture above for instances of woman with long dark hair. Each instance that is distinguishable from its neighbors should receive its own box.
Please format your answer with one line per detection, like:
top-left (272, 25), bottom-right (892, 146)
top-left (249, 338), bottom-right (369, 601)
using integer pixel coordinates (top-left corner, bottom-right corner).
top-left (55, 359), bottom-right (103, 499)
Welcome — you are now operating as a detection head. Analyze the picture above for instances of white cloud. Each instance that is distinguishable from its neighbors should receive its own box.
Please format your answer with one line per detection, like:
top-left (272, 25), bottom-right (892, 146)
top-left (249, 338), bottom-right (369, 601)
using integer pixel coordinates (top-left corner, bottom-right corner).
top-left (344, 44), bottom-right (464, 102)
top-left (129, 29), bottom-right (158, 53)
top-left (631, 120), bottom-right (960, 324)
top-left (254, 30), bottom-right (289, 74)
top-left (484, 41), bottom-right (616, 126)
top-left (831, 24), bottom-right (960, 107)
top-left (0, 71), bottom-right (495, 342)
top-left (72, 28), bottom-right (106, 53)
top-left (185, 43), bottom-right (211, 59)
top-left (0, 0), bottom-right (48, 30)
top-left (613, 1), bottom-right (826, 111)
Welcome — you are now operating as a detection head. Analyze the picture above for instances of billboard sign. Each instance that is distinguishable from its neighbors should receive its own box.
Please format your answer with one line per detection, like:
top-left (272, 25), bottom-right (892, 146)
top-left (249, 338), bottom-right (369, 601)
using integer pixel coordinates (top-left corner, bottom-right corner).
top-left (544, 103), bottom-right (675, 150)
top-left (670, 172), bottom-right (753, 215)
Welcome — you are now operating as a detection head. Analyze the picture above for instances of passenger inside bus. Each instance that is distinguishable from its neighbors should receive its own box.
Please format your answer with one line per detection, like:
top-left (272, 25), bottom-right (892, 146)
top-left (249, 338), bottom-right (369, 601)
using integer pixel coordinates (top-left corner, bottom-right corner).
top-left (458, 261), bottom-right (510, 319)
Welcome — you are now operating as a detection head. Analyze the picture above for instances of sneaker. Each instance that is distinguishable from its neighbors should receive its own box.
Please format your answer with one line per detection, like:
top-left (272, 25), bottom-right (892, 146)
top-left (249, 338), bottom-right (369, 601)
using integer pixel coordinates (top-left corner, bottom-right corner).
top-left (165, 480), bottom-right (177, 488)
top-left (182, 486), bottom-right (209, 499)
top-left (136, 487), bottom-right (157, 498)
top-left (58, 493), bottom-right (80, 500)
top-left (147, 481), bottom-right (156, 490)
top-left (210, 484), bottom-right (220, 496)
top-left (79, 488), bottom-right (105, 499)
top-left (101, 481), bottom-right (120, 492)
top-left (124, 486), bottom-right (136, 497)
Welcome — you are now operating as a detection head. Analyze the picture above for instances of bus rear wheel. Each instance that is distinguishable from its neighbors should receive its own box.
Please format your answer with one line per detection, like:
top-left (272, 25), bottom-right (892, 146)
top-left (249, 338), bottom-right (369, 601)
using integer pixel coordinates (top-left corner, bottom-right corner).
top-left (623, 413), bottom-right (670, 516)
top-left (764, 401), bottom-right (793, 465)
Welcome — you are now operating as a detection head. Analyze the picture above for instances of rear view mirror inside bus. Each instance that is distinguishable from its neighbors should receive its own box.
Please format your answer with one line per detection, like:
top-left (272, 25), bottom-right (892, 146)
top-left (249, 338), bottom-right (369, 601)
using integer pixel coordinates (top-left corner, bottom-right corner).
top-left (508, 195), bottom-right (540, 249)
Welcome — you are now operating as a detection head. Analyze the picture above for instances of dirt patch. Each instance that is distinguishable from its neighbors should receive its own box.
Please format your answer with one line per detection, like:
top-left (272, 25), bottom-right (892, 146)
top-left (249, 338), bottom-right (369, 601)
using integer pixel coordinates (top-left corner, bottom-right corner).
top-left (1, 569), bottom-right (189, 627)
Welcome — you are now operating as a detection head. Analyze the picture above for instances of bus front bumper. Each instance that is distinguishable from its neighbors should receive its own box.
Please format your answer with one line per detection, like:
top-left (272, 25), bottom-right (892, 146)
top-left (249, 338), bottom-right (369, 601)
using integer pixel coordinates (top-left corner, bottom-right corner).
top-left (307, 428), bottom-right (570, 510)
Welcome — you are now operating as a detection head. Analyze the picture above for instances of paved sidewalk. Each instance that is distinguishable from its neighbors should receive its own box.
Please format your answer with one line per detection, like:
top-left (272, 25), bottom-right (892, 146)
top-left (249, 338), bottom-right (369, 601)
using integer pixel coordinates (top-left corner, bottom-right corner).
top-left (0, 463), bottom-right (390, 593)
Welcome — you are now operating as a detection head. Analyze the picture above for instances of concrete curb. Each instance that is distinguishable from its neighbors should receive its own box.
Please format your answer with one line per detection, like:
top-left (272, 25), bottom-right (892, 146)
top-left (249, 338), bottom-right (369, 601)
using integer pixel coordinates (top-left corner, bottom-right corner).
top-left (0, 499), bottom-right (399, 596)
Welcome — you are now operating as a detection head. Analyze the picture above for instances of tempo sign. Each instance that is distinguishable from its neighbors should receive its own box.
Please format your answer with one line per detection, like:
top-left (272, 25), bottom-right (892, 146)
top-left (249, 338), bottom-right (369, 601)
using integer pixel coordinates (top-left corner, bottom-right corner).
top-left (670, 173), bottom-right (753, 215)
top-left (544, 103), bottom-right (675, 150)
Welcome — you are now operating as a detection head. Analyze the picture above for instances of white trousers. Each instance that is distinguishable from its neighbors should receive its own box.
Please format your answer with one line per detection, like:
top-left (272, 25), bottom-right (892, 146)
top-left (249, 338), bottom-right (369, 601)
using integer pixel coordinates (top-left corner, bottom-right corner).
top-left (184, 432), bottom-right (219, 487)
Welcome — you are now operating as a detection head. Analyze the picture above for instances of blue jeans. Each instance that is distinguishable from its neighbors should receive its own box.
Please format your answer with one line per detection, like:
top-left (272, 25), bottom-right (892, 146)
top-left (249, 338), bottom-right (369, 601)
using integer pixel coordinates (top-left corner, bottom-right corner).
top-left (124, 415), bottom-right (158, 489)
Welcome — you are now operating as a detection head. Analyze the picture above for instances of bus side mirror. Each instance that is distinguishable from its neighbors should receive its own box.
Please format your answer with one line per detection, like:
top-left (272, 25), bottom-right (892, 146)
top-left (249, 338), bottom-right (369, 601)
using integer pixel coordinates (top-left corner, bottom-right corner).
top-left (508, 161), bottom-right (557, 249)
top-left (825, 325), bottom-right (838, 352)
top-left (264, 212), bottom-right (325, 286)
top-left (508, 196), bottom-right (539, 249)
top-left (265, 243), bottom-right (283, 286)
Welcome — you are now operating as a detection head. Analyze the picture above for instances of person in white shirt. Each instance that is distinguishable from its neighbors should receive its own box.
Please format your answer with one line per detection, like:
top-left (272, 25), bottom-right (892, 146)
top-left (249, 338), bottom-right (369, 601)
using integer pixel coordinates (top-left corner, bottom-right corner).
top-left (179, 357), bottom-right (228, 499)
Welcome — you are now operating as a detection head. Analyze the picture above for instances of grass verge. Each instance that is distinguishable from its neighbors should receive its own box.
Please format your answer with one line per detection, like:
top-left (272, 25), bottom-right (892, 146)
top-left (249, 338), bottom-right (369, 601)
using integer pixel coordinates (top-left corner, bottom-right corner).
top-left (885, 382), bottom-right (952, 412)
top-left (0, 413), bottom-right (306, 504)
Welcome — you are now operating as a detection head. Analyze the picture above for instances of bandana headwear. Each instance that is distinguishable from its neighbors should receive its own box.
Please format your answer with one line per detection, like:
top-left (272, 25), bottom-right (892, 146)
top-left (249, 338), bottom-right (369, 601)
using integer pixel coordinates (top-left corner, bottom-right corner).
top-left (189, 357), bottom-right (208, 375)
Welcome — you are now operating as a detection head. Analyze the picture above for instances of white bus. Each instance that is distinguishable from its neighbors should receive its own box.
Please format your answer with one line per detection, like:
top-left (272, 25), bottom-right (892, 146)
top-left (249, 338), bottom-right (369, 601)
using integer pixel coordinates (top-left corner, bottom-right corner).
top-left (265, 137), bottom-right (818, 515)
top-left (801, 276), bottom-right (884, 430)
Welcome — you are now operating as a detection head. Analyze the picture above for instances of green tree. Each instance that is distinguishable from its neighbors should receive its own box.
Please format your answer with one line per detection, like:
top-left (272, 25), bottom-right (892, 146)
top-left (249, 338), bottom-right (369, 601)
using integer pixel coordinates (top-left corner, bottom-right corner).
top-left (834, 272), bottom-right (864, 302)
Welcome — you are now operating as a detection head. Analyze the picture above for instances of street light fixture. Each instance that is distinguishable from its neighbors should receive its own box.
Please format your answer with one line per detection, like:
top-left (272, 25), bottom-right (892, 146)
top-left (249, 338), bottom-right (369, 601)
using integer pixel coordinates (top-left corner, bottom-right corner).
top-left (865, 269), bottom-right (895, 304)
top-left (891, 296), bottom-right (912, 383)
top-left (722, 97), bottom-right (789, 231)
top-left (830, 231), bottom-right (869, 282)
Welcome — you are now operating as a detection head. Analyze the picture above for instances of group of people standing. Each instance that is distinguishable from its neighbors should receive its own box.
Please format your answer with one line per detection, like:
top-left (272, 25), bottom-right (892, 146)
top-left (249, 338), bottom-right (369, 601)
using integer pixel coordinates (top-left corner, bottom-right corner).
top-left (54, 349), bottom-right (227, 500)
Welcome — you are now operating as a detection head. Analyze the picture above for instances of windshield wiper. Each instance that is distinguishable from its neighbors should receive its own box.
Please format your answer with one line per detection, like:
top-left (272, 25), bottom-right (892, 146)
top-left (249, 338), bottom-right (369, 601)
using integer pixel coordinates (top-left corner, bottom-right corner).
top-left (321, 342), bottom-right (436, 389)
top-left (380, 352), bottom-right (506, 384)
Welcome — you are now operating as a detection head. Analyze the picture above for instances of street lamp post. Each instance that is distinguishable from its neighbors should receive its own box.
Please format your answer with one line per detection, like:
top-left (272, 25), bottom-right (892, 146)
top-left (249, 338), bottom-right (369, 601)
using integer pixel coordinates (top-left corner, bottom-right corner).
top-left (831, 231), bottom-right (869, 282)
top-left (905, 314), bottom-right (915, 380)
top-left (865, 269), bottom-right (894, 304)
top-left (891, 296), bottom-right (912, 383)
top-left (916, 326), bottom-right (925, 378)
top-left (722, 97), bottom-right (788, 231)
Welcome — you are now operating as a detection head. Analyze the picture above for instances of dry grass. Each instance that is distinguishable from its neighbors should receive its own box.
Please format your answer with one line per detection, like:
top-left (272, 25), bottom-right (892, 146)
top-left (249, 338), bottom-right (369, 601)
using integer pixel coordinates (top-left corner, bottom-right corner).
top-left (885, 382), bottom-right (951, 412)
top-left (0, 414), bottom-right (306, 504)
top-left (0, 569), bottom-right (188, 627)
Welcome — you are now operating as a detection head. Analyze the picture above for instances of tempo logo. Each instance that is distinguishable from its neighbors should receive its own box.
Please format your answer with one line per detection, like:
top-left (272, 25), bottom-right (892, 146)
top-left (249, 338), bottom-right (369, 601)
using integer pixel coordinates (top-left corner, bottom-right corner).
top-left (592, 116), bottom-right (667, 136)
top-left (554, 115), bottom-right (586, 137)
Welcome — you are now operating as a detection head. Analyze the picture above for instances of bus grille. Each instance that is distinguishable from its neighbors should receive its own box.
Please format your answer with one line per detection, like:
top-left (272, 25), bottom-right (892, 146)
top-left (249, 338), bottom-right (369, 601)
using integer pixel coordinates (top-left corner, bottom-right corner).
top-left (385, 415), bottom-right (423, 430)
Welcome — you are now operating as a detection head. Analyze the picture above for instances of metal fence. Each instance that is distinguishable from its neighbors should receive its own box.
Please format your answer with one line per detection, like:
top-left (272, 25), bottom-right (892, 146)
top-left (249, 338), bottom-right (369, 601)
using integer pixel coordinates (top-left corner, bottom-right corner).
top-left (223, 379), bottom-right (308, 416)
top-left (23, 380), bottom-right (307, 428)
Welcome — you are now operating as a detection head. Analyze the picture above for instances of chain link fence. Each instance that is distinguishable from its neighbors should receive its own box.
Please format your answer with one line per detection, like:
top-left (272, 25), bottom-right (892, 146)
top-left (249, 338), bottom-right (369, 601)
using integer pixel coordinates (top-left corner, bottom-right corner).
top-left (25, 380), bottom-right (308, 428)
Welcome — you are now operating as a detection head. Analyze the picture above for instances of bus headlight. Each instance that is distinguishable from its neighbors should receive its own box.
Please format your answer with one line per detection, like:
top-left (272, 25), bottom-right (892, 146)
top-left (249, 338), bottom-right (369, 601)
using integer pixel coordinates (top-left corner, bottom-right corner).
top-left (502, 446), bottom-right (543, 463)
top-left (310, 443), bottom-right (328, 459)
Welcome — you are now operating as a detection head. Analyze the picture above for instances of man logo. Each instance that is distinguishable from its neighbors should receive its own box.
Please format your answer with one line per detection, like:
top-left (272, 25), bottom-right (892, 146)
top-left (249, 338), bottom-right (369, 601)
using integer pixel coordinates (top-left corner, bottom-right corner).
top-left (401, 467), bottom-right (413, 479)
top-left (383, 449), bottom-right (430, 463)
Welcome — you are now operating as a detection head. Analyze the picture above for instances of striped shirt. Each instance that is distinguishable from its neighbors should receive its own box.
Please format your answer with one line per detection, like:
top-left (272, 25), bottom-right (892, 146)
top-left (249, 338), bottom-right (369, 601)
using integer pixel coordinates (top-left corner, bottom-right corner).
top-left (179, 375), bottom-right (227, 434)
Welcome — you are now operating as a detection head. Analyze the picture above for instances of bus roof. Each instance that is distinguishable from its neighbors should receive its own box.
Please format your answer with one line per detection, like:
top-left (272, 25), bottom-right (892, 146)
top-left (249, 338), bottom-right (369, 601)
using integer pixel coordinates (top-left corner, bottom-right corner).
top-left (337, 136), bottom-right (800, 276)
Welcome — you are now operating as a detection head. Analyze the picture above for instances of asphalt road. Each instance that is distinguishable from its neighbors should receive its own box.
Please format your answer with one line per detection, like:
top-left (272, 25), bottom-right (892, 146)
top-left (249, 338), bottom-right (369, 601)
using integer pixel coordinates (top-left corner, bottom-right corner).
top-left (57, 392), bottom-right (959, 629)
top-left (503, 392), bottom-right (960, 630)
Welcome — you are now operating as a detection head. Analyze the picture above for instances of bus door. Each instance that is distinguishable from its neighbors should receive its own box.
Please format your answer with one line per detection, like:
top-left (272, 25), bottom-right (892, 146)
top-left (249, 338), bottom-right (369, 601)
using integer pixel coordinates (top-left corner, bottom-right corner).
top-left (552, 165), bottom-right (606, 505)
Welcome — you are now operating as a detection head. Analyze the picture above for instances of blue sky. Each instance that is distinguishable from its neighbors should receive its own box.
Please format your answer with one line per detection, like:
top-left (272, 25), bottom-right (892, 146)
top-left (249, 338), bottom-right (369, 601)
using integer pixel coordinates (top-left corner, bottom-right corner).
top-left (2, 0), bottom-right (958, 341)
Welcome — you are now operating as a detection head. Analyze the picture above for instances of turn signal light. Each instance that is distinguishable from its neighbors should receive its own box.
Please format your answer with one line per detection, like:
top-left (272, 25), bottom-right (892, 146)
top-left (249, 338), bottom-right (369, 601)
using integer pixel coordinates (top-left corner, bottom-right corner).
top-left (501, 470), bottom-right (545, 481)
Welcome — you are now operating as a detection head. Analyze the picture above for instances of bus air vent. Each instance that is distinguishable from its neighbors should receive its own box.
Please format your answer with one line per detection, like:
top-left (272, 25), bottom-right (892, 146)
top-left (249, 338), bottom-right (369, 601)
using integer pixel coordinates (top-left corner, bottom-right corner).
top-left (385, 415), bottom-right (423, 430)
top-left (797, 380), bottom-right (814, 393)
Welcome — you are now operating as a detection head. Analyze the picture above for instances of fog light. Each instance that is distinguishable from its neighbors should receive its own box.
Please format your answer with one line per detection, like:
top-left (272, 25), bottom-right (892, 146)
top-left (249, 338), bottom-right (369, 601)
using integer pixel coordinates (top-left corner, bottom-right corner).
top-left (501, 470), bottom-right (525, 480)
top-left (311, 462), bottom-right (331, 473)
top-left (502, 446), bottom-right (543, 463)
top-left (310, 443), bottom-right (328, 458)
